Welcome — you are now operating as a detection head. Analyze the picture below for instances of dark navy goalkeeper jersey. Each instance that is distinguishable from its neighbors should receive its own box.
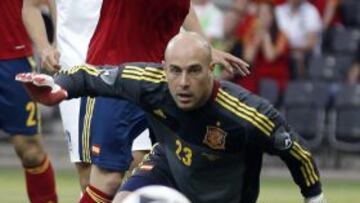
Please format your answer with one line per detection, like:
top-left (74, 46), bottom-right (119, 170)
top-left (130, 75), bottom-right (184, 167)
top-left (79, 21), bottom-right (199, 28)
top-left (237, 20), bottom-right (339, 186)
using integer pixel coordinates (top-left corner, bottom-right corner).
top-left (56, 63), bottom-right (322, 202)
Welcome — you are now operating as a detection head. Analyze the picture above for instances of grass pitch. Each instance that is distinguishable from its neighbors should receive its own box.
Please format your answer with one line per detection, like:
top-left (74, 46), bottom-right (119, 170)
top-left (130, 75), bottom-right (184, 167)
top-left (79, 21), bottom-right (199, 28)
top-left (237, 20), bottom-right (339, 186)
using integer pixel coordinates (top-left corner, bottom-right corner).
top-left (0, 168), bottom-right (359, 203)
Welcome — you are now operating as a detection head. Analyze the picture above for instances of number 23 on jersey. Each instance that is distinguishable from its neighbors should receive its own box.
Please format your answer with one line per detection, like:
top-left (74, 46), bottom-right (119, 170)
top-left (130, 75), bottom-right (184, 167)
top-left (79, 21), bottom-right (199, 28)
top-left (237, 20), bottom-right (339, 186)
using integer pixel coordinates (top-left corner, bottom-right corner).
top-left (175, 139), bottom-right (193, 166)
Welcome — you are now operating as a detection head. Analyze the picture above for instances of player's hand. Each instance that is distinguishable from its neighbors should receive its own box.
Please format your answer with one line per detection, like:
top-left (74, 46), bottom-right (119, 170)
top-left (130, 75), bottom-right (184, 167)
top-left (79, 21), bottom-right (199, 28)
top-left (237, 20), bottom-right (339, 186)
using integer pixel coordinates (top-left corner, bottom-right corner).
top-left (211, 48), bottom-right (250, 77)
top-left (40, 46), bottom-right (61, 73)
top-left (304, 193), bottom-right (327, 203)
top-left (15, 73), bottom-right (67, 106)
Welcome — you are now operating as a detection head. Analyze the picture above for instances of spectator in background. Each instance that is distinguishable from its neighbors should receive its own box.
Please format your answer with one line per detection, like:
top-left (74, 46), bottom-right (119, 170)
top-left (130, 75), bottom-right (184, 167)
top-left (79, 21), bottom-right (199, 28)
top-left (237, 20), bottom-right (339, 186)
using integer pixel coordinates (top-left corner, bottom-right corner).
top-left (192, 0), bottom-right (225, 45)
top-left (347, 41), bottom-right (360, 84)
top-left (224, 1), bottom-right (290, 96)
top-left (223, 0), bottom-right (286, 53)
top-left (275, 0), bottom-right (322, 79)
top-left (222, 0), bottom-right (247, 53)
top-left (222, 0), bottom-right (254, 69)
top-left (244, 1), bottom-right (290, 94)
top-left (310, 0), bottom-right (342, 30)
top-left (233, 0), bottom-right (287, 39)
top-left (253, 0), bottom-right (286, 6)
top-left (309, 0), bottom-right (342, 52)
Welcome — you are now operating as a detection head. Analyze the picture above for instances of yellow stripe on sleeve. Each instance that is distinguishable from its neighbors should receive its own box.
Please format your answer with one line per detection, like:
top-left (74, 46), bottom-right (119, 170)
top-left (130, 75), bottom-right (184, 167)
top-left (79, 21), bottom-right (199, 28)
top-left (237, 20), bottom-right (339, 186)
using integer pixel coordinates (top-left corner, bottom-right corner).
top-left (219, 89), bottom-right (275, 129)
top-left (215, 96), bottom-right (271, 136)
top-left (121, 74), bottom-right (166, 83)
top-left (300, 166), bottom-right (311, 187)
top-left (289, 142), bottom-right (319, 186)
top-left (290, 149), bottom-right (313, 186)
top-left (293, 143), bottom-right (319, 181)
top-left (62, 64), bottom-right (100, 76)
top-left (123, 66), bottom-right (165, 81)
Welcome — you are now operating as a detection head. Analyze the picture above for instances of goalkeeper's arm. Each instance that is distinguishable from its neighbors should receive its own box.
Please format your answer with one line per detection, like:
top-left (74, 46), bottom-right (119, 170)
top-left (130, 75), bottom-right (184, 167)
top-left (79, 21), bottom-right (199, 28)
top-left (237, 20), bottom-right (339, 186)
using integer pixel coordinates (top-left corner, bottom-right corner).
top-left (16, 64), bottom-right (142, 106)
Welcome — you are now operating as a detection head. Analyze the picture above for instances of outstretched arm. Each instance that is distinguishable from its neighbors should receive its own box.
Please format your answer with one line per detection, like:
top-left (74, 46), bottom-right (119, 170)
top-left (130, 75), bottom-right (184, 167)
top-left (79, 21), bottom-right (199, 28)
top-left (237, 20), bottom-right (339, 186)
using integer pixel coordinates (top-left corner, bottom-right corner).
top-left (268, 126), bottom-right (324, 201)
top-left (15, 65), bottom-right (119, 105)
top-left (16, 64), bottom-right (164, 106)
top-left (250, 103), bottom-right (326, 202)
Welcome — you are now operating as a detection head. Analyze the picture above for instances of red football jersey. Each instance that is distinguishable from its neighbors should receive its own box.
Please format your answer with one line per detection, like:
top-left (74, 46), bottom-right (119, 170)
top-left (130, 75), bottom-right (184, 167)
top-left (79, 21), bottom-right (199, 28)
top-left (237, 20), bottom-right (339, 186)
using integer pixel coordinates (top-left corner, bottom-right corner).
top-left (86, 0), bottom-right (190, 65)
top-left (0, 0), bottom-right (32, 60)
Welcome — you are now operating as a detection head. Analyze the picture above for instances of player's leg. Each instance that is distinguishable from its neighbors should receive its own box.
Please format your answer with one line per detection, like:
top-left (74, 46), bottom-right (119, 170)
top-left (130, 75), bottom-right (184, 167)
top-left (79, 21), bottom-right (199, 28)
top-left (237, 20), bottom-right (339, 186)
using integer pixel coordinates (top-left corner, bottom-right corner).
top-left (130, 150), bottom-right (148, 171)
top-left (86, 130), bottom-right (152, 196)
top-left (75, 162), bottom-right (91, 191)
top-left (11, 135), bottom-right (57, 203)
top-left (129, 128), bottom-right (152, 172)
top-left (80, 164), bottom-right (124, 203)
top-left (59, 99), bottom-right (91, 191)
top-left (0, 57), bottom-right (57, 203)
top-left (79, 98), bottom-right (150, 203)
top-left (113, 144), bottom-right (176, 202)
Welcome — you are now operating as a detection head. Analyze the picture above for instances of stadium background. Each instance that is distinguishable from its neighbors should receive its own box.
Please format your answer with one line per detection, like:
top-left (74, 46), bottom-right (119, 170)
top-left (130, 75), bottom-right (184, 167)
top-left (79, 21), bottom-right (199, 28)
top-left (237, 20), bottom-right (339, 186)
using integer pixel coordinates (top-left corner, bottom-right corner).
top-left (1, 0), bottom-right (360, 202)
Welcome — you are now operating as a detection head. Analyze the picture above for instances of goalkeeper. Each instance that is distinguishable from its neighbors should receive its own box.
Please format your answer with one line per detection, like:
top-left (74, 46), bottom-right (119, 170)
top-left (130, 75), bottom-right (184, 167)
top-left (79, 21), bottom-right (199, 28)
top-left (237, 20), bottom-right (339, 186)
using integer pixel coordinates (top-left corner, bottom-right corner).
top-left (16, 32), bottom-right (326, 203)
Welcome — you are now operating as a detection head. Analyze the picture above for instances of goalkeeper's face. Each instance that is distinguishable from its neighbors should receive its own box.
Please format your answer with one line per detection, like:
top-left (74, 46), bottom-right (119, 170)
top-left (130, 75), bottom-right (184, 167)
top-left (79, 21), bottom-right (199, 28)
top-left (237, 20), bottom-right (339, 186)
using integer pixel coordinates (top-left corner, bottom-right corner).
top-left (164, 32), bottom-right (214, 111)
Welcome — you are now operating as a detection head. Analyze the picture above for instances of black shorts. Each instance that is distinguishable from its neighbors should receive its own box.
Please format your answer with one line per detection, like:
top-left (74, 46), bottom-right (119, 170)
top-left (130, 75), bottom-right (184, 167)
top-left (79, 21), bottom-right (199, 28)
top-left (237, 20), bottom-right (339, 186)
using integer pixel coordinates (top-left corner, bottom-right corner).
top-left (119, 143), bottom-right (178, 191)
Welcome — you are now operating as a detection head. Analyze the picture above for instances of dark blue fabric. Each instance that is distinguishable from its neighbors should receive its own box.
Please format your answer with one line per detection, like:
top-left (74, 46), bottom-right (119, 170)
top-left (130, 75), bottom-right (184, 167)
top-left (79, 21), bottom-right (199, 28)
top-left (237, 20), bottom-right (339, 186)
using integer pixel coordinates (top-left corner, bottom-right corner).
top-left (0, 57), bottom-right (38, 135)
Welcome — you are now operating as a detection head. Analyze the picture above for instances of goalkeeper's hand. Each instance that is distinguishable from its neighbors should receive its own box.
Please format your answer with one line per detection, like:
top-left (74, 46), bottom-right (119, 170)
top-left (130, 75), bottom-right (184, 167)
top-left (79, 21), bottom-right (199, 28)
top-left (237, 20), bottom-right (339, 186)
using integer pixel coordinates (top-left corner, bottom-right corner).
top-left (305, 193), bottom-right (327, 203)
top-left (15, 72), bottom-right (67, 106)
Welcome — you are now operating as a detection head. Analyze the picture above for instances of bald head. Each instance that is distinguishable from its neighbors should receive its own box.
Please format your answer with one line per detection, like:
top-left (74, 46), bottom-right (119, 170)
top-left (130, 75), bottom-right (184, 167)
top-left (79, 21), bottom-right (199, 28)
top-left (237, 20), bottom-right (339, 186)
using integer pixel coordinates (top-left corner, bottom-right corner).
top-left (164, 32), bottom-right (212, 64)
top-left (163, 32), bottom-right (214, 111)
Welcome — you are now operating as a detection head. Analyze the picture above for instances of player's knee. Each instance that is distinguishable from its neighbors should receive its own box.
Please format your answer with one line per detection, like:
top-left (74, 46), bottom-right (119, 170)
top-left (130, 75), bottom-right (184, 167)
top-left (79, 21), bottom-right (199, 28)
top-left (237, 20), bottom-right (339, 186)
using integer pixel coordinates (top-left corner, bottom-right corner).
top-left (91, 166), bottom-right (124, 194)
top-left (76, 162), bottom-right (91, 191)
top-left (20, 147), bottom-right (46, 167)
top-left (11, 134), bottom-right (45, 166)
top-left (78, 173), bottom-right (90, 191)
top-left (105, 175), bottom-right (123, 193)
top-left (100, 170), bottom-right (123, 191)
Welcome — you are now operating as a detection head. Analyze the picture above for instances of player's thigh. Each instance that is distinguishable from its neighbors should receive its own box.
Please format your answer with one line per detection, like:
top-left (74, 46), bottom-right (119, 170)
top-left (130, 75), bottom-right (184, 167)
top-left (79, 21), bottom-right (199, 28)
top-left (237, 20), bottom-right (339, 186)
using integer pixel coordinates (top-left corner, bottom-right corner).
top-left (120, 144), bottom-right (176, 192)
top-left (130, 128), bottom-right (152, 170)
top-left (89, 164), bottom-right (124, 194)
top-left (80, 97), bottom-right (148, 171)
top-left (75, 162), bottom-right (91, 191)
top-left (0, 57), bottom-right (39, 137)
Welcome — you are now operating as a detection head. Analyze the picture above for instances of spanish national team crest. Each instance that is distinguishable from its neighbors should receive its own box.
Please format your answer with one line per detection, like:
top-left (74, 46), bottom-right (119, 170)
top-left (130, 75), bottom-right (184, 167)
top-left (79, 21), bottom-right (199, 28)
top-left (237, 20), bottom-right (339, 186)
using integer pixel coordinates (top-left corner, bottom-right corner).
top-left (203, 126), bottom-right (227, 150)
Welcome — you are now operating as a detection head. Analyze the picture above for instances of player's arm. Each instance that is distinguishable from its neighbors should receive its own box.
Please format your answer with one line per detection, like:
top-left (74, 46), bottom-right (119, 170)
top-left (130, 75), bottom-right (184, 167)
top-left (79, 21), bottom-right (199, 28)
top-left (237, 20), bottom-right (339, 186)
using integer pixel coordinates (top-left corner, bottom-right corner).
top-left (22, 0), bottom-right (60, 72)
top-left (56, 63), bottom-right (166, 105)
top-left (182, 3), bottom-right (250, 77)
top-left (15, 64), bottom-right (160, 106)
top-left (250, 101), bottom-right (326, 203)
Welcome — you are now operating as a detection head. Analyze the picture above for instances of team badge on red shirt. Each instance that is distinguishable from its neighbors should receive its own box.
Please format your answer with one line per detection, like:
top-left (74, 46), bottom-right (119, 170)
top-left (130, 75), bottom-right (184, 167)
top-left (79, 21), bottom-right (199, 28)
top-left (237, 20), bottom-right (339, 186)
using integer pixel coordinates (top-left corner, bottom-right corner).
top-left (203, 126), bottom-right (227, 150)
